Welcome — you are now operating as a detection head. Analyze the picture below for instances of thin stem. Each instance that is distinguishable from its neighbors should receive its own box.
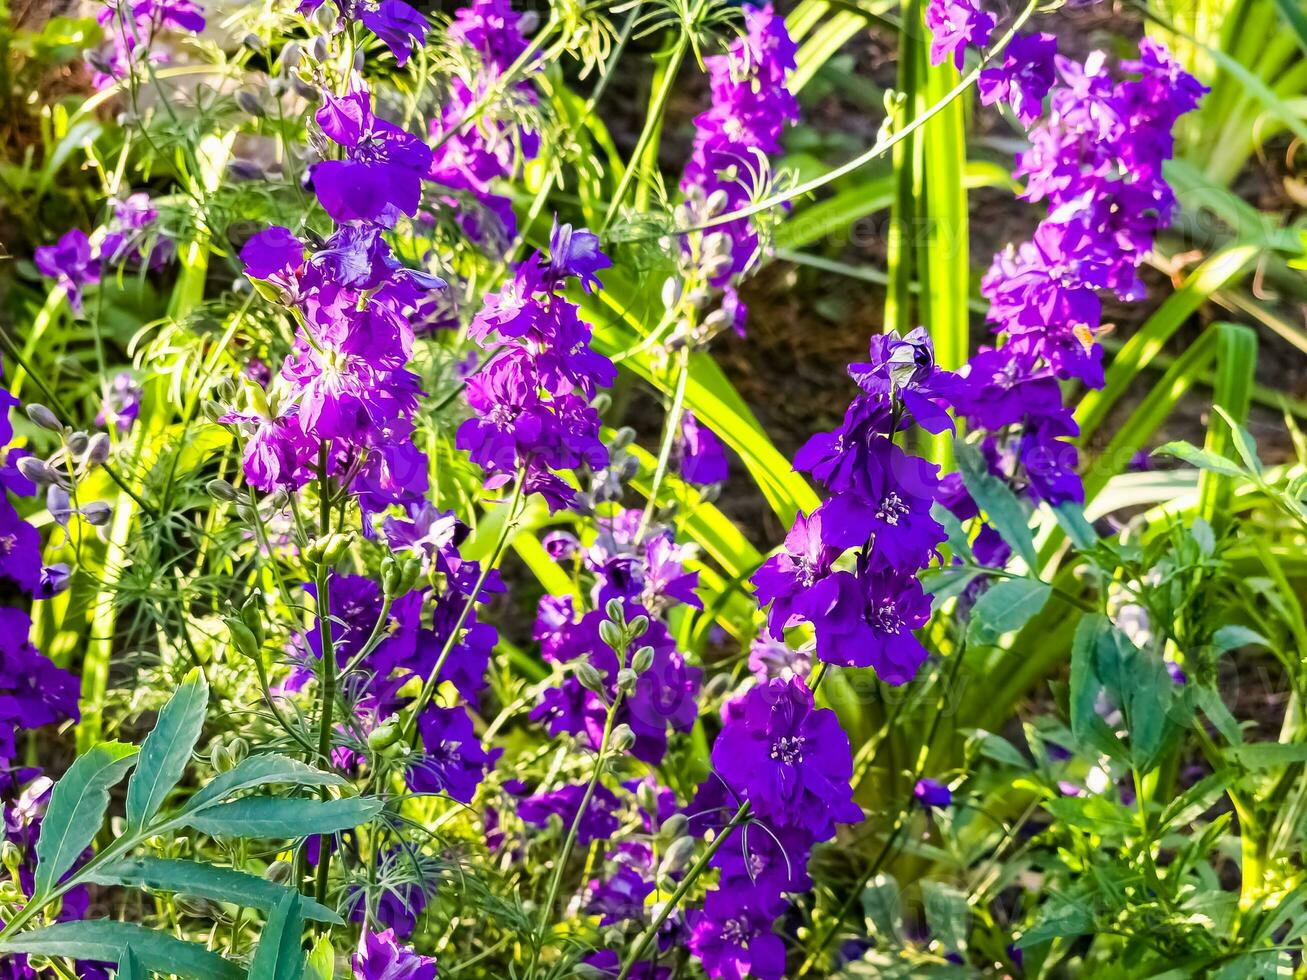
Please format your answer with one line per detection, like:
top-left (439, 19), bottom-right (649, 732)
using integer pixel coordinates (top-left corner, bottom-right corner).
top-left (637, 347), bottom-right (691, 538)
top-left (658, 0), bottom-right (1040, 241)
top-left (531, 690), bottom-right (625, 973)
top-left (401, 470), bottom-right (529, 742)
top-left (601, 0), bottom-right (707, 232)
top-left (616, 803), bottom-right (752, 980)
top-left (312, 447), bottom-right (337, 908)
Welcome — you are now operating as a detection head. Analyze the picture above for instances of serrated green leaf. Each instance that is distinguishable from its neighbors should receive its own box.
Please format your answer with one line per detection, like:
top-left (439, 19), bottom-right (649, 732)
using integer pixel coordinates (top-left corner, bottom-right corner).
top-left (968, 578), bottom-right (1051, 642)
top-left (34, 741), bottom-right (138, 898)
top-left (127, 668), bottom-right (208, 831)
top-left (248, 890), bottom-right (305, 980)
top-left (86, 857), bottom-right (342, 924)
top-left (179, 756), bottom-right (347, 819)
top-left (955, 442), bottom-right (1037, 569)
top-left (0, 920), bottom-right (243, 979)
top-left (182, 796), bottom-right (383, 839)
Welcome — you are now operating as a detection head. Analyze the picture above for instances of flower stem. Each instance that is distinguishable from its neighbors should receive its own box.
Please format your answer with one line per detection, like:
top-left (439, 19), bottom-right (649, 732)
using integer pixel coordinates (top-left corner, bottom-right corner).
top-left (311, 447), bottom-right (337, 908)
top-left (616, 802), bottom-right (752, 980)
top-left (637, 346), bottom-right (691, 539)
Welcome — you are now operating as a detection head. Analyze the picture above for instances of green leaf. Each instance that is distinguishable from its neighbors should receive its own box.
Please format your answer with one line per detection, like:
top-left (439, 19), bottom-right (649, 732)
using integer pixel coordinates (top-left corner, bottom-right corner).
top-left (1052, 503), bottom-right (1098, 551)
top-left (0, 920), bottom-right (243, 980)
top-left (921, 881), bottom-right (969, 952)
top-left (860, 874), bottom-right (902, 946)
top-left (965, 729), bottom-right (1029, 769)
top-left (1211, 625), bottom-right (1270, 653)
top-left (34, 741), bottom-right (138, 898)
top-left (1069, 616), bottom-right (1123, 761)
top-left (1226, 742), bottom-right (1307, 771)
top-left (127, 667), bottom-right (208, 831)
top-left (248, 891), bottom-right (305, 980)
top-left (86, 857), bottom-right (342, 924)
top-left (968, 578), bottom-right (1051, 643)
top-left (1016, 896), bottom-right (1095, 948)
top-left (955, 441), bottom-right (1037, 569)
top-left (179, 756), bottom-right (347, 819)
top-left (305, 936), bottom-right (335, 980)
top-left (182, 796), bottom-right (383, 839)
top-left (118, 946), bottom-right (145, 980)
top-left (1151, 441), bottom-right (1246, 477)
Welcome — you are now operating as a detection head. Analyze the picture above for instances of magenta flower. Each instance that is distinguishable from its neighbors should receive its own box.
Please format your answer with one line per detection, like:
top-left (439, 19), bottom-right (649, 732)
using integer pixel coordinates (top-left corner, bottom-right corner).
top-left (688, 888), bottom-right (786, 980)
top-left (979, 32), bottom-right (1058, 124)
top-left (925, 0), bottom-right (994, 69)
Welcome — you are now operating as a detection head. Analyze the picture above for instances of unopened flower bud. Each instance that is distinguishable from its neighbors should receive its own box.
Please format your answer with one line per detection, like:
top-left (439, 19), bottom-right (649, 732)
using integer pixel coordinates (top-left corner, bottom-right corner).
top-left (226, 737), bottom-right (249, 766)
top-left (1, 841), bottom-right (22, 876)
top-left (661, 276), bottom-right (682, 310)
top-left (225, 618), bottom-right (260, 660)
top-left (81, 500), bottom-right (112, 526)
top-left (636, 780), bottom-right (660, 814)
top-left (235, 89), bottom-right (265, 117)
top-left (659, 812), bottom-right (688, 840)
top-left (367, 720), bottom-right (401, 751)
top-left (598, 619), bottom-right (623, 651)
top-left (574, 661), bottom-right (607, 694)
top-left (604, 598), bottom-right (626, 624)
top-left (616, 668), bottom-right (637, 695)
top-left (610, 723), bottom-right (635, 752)
top-left (210, 742), bottom-right (236, 773)
top-left (627, 615), bottom-right (649, 639)
top-left (207, 478), bottom-right (239, 502)
top-left (25, 404), bottom-right (62, 432)
top-left (241, 32), bottom-right (264, 51)
top-left (703, 189), bottom-right (729, 217)
top-left (659, 835), bottom-right (697, 876)
top-left (175, 894), bottom-right (228, 920)
top-left (228, 160), bottom-right (265, 182)
top-left (631, 645), bottom-right (655, 674)
top-left (239, 594), bottom-right (265, 646)
top-left (17, 457), bottom-right (53, 485)
top-left (265, 860), bottom-right (294, 884)
top-left (66, 431), bottom-right (89, 455)
top-left (310, 33), bottom-right (330, 61)
top-left (704, 673), bottom-right (733, 699)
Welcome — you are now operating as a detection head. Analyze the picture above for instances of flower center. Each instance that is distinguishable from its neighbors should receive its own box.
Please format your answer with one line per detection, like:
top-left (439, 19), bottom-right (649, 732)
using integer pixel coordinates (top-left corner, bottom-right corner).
top-left (0, 533), bottom-right (14, 556)
top-left (876, 492), bottom-right (909, 526)
top-left (489, 403), bottom-right (518, 427)
top-left (721, 917), bottom-right (751, 945)
top-left (770, 734), bottom-right (805, 765)
top-left (871, 602), bottom-right (904, 635)
top-left (793, 555), bottom-right (819, 588)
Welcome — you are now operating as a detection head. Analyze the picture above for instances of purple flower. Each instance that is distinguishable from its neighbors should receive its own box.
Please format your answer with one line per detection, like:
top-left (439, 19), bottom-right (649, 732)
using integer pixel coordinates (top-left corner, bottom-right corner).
top-left (352, 928), bottom-right (436, 980)
top-left (519, 783), bottom-right (622, 846)
top-left (0, 500), bottom-right (42, 595)
top-left (299, 0), bottom-right (428, 66)
top-left (914, 778), bottom-right (952, 808)
top-left (680, 4), bottom-right (799, 307)
top-left (549, 221), bottom-right (609, 293)
top-left (679, 412), bottom-right (729, 486)
top-left (925, 0), bottom-right (994, 68)
top-left (747, 634), bottom-right (811, 682)
top-left (408, 705), bottom-right (499, 803)
top-left (711, 678), bottom-right (860, 838)
top-left (688, 888), bottom-right (786, 980)
top-left (711, 820), bottom-right (813, 912)
top-left (96, 371), bottom-right (143, 434)
top-left (979, 33), bottom-right (1058, 124)
top-left (311, 88), bottom-right (433, 226)
top-left (582, 950), bottom-right (670, 980)
top-left (751, 509), bottom-right (840, 640)
top-left (807, 567), bottom-right (931, 684)
top-left (34, 229), bottom-right (100, 314)
top-left (0, 609), bottom-right (80, 764)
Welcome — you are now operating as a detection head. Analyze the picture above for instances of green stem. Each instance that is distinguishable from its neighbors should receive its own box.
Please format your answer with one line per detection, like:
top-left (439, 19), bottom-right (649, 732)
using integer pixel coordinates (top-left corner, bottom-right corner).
top-left (616, 803), bottom-right (752, 980)
top-left (401, 471), bottom-right (529, 742)
top-left (637, 347), bottom-right (691, 538)
top-left (312, 448), bottom-right (337, 908)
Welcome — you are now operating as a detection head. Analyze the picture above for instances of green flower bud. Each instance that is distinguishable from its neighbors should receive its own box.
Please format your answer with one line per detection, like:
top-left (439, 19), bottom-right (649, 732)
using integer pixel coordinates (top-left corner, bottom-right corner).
top-left (207, 478), bottom-right (239, 502)
top-left (367, 720), bottom-right (401, 751)
top-left (574, 661), bottom-right (607, 694)
top-left (659, 835), bottom-right (697, 876)
top-left (610, 723), bottom-right (635, 752)
top-left (265, 860), bottom-right (294, 884)
top-left (617, 668), bottom-right (638, 695)
top-left (631, 645), bottom-right (655, 674)
top-left (224, 618), bottom-right (260, 660)
top-left (659, 813), bottom-right (688, 841)
top-left (604, 597), bottom-right (626, 625)
top-left (627, 615), bottom-right (649, 639)
top-left (598, 619), bottom-right (624, 651)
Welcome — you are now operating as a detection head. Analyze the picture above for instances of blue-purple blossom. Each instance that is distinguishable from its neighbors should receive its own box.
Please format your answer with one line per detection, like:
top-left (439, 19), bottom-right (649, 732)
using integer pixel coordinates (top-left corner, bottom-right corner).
top-left (519, 783), bottom-right (622, 845)
top-left (679, 412), bottom-right (729, 486)
top-left (711, 677), bottom-right (860, 839)
top-left (34, 229), bottom-right (100, 314)
top-left (924, 0), bottom-right (994, 69)
top-left (688, 888), bottom-right (786, 980)
top-left (352, 928), bottom-right (437, 980)
top-left (408, 705), bottom-right (499, 803)
top-left (914, 778), bottom-right (953, 808)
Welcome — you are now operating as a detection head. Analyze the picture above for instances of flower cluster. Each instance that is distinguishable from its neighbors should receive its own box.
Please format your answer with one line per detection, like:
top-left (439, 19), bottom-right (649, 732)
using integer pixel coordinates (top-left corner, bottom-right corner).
top-left (35, 195), bottom-right (171, 314)
top-left (91, 0), bottom-right (205, 88)
top-left (457, 221), bottom-right (615, 512)
top-left (0, 370), bottom-right (79, 767)
top-left (353, 927), bottom-right (436, 980)
top-left (299, 0), bottom-right (428, 67)
top-left (754, 328), bottom-right (956, 684)
top-left (228, 86), bottom-right (445, 522)
top-left (676, 3), bottom-right (799, 334)
top-left (0, 773), bottom-right (108, 979)
top-left (685, 678), bottom-right (861, 979)
top-left (929, 14), bottom-right (1204, 504)
top-left (429, 0), bottom-right (540, 249)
